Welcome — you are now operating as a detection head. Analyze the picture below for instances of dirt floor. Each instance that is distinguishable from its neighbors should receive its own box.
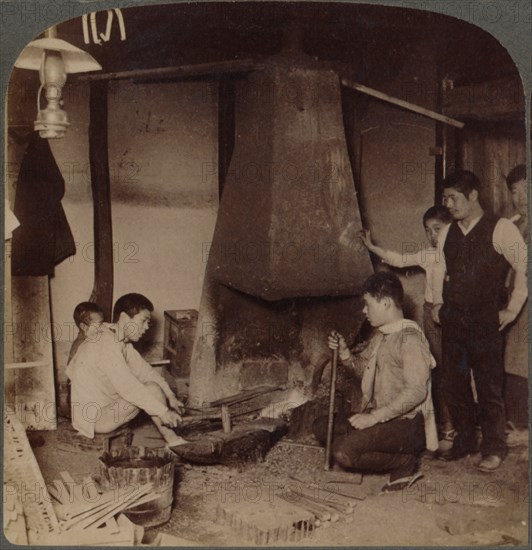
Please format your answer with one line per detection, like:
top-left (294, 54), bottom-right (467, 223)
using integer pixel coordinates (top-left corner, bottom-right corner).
top-left (31, 416), bottom-right (528, 547)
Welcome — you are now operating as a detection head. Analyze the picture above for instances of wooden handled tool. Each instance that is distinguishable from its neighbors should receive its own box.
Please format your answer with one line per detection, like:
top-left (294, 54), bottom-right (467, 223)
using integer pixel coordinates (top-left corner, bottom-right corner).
top-left (324, 337), bottom-right (339, 471)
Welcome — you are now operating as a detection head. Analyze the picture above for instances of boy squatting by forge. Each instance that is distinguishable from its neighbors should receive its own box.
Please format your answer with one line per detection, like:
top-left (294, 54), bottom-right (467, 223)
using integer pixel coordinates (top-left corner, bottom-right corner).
top-left (66, 293), bottom-right (188, 447)
top-left (312, 271), bottom-right (438, 493)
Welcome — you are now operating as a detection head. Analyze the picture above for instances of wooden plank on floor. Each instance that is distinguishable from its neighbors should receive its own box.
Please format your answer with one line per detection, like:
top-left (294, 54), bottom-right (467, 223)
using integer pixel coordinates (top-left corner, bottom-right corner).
top-left (3, 409), bottom-right (61, 536)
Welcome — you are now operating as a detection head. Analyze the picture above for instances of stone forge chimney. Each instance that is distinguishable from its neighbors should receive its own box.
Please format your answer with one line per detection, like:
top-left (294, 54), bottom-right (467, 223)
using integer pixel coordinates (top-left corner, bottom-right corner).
top-left (188, 61), bottom-right (372, 406)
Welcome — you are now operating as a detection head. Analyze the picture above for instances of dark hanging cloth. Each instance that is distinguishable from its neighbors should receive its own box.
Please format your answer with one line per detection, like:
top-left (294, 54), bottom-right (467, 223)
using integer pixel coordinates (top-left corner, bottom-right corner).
top-left (11, 133), bottom-right (76, 276)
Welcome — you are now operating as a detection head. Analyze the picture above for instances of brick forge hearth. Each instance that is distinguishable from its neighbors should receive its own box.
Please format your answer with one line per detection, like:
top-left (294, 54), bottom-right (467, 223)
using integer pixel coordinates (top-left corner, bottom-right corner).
top-left (187, 51), bottom-right (372, 407)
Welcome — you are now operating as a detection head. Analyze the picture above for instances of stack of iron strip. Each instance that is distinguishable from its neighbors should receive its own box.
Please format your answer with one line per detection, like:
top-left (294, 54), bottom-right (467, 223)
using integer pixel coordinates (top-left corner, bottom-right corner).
top-left (215, 475), bottom-right (360, 543)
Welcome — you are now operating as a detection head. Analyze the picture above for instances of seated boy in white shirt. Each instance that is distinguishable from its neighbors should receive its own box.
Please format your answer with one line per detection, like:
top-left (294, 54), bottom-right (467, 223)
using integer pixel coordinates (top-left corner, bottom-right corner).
top-left (66, 293), bottom-right (188, 447)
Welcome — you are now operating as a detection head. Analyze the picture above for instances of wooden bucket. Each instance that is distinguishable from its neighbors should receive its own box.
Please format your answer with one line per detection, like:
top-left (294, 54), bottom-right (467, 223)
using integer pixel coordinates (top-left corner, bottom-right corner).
top-left (99, 446), bottom-right (176, 528)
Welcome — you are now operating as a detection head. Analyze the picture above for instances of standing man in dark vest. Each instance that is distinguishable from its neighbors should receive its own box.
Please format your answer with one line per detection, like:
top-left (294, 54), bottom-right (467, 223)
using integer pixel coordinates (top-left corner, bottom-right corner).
top-left (432, 171), bottom-right (527, 472)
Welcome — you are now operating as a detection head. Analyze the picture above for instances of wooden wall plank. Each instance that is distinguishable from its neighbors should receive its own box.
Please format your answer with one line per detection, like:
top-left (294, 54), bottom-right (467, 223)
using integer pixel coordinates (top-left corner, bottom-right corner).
top-left (10, 276), bottom-right (57, 430)
top-left (443, 77), bottom-right (525, 121)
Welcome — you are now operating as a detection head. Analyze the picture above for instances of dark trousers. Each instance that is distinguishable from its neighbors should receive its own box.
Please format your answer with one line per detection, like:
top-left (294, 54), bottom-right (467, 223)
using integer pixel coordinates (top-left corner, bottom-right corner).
top-left (441, 305), bottom-right (507, 458)
top-left (312, 413), bottom-right (425, 481)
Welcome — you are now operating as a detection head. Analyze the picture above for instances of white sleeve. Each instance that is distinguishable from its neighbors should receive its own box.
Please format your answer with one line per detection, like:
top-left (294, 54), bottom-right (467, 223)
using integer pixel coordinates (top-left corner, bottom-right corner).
top-left (99, 344), bottom-right (169, 417)
top-left (494, 219), bottom-right (528, 313)
top-left (381, 249), bottom-right (425, 269)
top-left (126, 345), bottom-right (175, 398)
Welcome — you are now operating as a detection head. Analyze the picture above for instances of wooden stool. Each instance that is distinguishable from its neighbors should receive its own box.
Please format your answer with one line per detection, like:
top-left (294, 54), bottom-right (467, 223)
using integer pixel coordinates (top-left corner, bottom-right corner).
top-left (56, 419), bottom-right (133, 453)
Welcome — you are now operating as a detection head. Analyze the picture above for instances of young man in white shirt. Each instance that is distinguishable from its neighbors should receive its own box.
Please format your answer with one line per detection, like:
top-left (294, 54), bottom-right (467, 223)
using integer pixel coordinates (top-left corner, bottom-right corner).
top-left (432, 171), bottom-right (527, 472)
top-left (314, 271), bottom-right (437, 493)
top-left (360, 205), bottom-right (454, 443)
top-left (503, 164), bottom-right (528, 427)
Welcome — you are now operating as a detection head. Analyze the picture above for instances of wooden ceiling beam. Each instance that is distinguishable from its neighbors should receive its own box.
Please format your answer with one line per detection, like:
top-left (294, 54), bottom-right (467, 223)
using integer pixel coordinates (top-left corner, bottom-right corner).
top-left (77, 59), bottom-right (264, 82)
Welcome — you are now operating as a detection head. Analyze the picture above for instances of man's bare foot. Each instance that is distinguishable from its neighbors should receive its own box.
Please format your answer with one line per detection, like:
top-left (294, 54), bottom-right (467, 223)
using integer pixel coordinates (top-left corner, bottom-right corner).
top-left (165, 435), bottom-right (189, 448)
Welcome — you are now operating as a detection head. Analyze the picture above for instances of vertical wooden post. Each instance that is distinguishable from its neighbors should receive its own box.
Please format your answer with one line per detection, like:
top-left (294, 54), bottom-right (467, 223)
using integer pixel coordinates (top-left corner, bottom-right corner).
top-left (434, 73), bottom-right (448, 205)
top-left (89, 81), bottom-right (114, 321)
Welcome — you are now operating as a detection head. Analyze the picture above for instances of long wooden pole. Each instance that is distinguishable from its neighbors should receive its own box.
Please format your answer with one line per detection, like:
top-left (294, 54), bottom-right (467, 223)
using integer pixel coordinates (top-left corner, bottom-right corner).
top-left (341, 78), bottom-right (464, 129)
top-left (324, 346), bottom-right (338, 471)
top-left (78, 60), bottom-right (263, 82)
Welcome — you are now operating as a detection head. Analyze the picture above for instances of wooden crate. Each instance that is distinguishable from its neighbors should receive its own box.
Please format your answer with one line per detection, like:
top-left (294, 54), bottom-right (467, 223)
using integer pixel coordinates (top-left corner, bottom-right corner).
top-left (163, 309), bottom-right (197, 378)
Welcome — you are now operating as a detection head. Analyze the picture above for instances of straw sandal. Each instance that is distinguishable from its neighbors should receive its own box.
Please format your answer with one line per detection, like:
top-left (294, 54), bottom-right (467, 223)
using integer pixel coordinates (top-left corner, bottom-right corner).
top-left (380, 472), bottom-right (423, 494)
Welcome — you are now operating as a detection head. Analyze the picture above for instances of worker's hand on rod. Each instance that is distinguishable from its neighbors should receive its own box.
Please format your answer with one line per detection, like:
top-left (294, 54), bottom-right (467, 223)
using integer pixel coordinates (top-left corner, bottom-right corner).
top-left (328, 331), bottom-right (350, 361)
top-left (168, 395), bottom-right (186, 415)
top-left (160, 409), bottom-right (182, 428)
